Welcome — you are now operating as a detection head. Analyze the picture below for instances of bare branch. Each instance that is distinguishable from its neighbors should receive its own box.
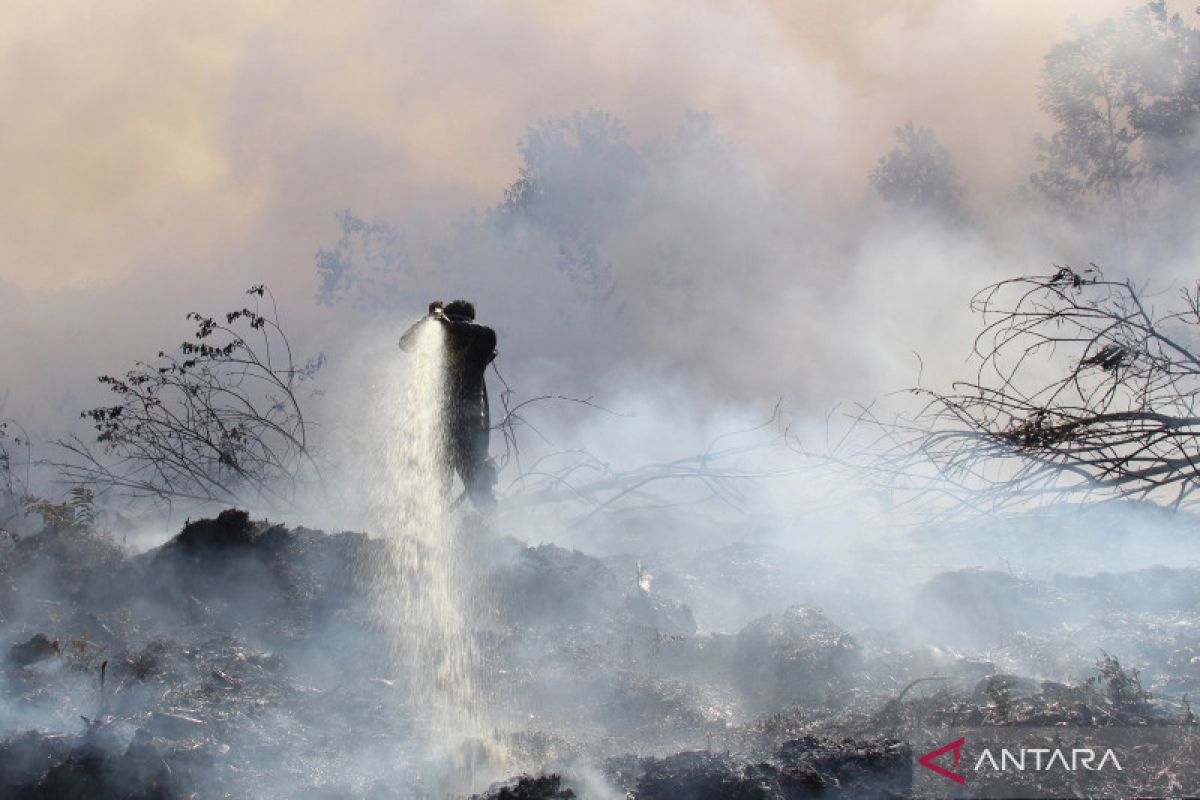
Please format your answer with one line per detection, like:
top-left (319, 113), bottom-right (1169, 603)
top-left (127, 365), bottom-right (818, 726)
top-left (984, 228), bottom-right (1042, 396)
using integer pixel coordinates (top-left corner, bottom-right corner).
top-left (840, 266), bottom-right (1200, 517)
top-left (55, 286), bottom-right (325, 515)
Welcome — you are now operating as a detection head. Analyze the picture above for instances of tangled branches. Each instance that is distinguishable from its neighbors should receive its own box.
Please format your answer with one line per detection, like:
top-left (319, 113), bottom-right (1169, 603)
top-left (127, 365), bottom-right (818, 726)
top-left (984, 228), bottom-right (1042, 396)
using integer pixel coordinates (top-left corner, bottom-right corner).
top-left (0, 417), bottom-right (31, 532)
top-left (495, 388), bottom-right (795, 519)
top-left (853, 266), bottom-right (1200, 513)
top-left (58, 286), bottom-right (324, 515)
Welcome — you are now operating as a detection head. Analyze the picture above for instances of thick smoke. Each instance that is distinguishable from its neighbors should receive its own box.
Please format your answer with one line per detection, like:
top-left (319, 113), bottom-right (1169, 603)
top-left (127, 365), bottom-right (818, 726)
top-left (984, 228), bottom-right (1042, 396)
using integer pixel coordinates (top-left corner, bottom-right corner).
top-left (4, 0), bottom-right (1194, 422)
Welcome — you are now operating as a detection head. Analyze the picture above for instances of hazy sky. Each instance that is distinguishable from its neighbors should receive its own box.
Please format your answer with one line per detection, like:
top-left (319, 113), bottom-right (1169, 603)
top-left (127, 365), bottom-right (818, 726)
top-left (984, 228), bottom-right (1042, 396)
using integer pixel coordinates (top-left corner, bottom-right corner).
top-left (0, 0), bottom-right (1183, 427)
top-left (0, 0), bottom-right (1144, 290)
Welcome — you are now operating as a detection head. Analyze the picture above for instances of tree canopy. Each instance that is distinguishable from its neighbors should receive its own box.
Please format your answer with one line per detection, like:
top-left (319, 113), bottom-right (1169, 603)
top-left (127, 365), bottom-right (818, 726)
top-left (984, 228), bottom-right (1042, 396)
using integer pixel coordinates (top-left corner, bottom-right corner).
top-left (1032, 1), bottom-right (1200, 234)
top-left (869, 121), bottom-right (967, 222)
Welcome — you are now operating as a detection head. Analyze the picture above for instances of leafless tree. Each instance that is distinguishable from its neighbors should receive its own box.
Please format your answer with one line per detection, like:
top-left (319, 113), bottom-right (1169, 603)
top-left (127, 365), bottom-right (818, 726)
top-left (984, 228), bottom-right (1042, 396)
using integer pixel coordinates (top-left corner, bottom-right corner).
top-left (840, 266), bottom-right (1200, 514)
top-left (57, 286), bottom-right (324, 516)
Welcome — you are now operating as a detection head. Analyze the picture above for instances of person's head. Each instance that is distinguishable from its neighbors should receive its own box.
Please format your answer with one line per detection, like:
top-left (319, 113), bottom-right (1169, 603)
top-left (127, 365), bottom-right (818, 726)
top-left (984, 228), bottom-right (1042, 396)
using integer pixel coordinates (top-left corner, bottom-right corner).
top-left (444, 299), bottom-right (476, 321)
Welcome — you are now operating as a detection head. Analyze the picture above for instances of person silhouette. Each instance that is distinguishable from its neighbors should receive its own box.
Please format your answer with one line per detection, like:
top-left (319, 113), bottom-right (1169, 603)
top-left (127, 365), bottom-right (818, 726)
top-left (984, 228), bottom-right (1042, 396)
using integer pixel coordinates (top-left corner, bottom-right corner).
top-left (399, 299), bottom-right (498, 512)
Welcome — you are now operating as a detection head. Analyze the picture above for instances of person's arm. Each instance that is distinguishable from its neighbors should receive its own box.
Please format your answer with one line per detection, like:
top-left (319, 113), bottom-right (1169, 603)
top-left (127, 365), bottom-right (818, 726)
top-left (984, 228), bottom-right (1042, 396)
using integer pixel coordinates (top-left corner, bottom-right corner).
top-left (481, 325), bottom-right (497, 365)
top-left (399, 301), bottom-right (444, 352)
top-left (478, 327), bottom-right (497, 432)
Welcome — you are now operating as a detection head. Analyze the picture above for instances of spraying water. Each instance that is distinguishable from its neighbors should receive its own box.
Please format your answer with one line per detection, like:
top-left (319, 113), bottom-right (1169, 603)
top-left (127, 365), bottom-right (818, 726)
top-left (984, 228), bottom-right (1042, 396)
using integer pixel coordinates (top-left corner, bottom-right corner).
top-left (360, 321), bottom-right (483, 750)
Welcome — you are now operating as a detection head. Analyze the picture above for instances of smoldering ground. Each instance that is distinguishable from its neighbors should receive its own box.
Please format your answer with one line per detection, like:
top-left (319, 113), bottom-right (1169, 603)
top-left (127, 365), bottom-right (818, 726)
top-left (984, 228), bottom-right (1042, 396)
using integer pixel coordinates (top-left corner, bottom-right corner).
top-left (8, 344), bottom-right (1200, 797)
top-left (6, 443), bottom-right (1200, 796)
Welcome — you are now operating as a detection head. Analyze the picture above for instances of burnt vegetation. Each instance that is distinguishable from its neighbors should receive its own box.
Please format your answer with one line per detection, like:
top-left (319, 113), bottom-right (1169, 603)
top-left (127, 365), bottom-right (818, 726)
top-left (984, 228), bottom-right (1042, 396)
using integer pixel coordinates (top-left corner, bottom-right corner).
top-left (849, 266), bottom-right (1200, 513)
top-left (5, 509), bottom-right (1200, 797)
top-left (56, 286), bottom-right (325, 516)
top-left (0, 417), bottom-right (30, 535)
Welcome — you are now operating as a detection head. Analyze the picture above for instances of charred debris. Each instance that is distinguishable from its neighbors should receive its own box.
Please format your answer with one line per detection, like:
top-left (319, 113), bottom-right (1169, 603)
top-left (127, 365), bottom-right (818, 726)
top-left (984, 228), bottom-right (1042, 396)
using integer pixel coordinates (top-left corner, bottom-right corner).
top-left (1, 508), bottom-right (1200, 797)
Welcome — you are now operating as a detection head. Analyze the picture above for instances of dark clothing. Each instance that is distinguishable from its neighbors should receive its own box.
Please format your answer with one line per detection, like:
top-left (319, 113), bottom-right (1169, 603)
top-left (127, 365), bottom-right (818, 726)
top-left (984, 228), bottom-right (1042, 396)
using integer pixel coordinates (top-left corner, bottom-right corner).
top-left (440, 318), bottom-right (497, 432)
top-left (399, 314), bottom-right (498, 509)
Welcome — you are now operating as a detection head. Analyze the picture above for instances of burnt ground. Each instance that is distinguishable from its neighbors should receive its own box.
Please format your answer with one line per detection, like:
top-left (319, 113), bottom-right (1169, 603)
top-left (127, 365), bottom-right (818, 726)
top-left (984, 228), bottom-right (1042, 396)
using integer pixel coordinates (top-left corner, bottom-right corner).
top-left (1, 508), bottom-right (1199, 797)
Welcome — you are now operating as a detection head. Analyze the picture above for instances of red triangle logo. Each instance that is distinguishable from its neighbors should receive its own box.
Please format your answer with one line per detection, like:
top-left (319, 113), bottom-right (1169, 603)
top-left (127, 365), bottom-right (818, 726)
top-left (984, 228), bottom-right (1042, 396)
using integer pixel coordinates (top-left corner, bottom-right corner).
top-left (919, 736), bottom-right (966, 785)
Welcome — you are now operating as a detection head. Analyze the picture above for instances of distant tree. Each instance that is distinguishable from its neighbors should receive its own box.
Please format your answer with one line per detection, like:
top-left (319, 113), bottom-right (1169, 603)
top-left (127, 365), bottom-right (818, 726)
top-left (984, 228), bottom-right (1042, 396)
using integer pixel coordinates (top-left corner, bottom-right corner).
top-left (315, 210), bottom-right (410, 310)
top-left (314, 111), bottom-right (649, 313)
top-left (1127, 4), bottom-right (1200, 186)
top-left (59, 286), bottom-right (324, 515)
top-left (869, 121), bottom-right (967, 222)
top-left (313, 108), bottom-right (746, 326)
top-left (640, 109), bottom-right (732, 168)
top-left (500, 109), bottom-right (644, 225)
top-left (496, 109), bottom-right (645, 306)
top-left (1031, 1), bottom-right (1200, 233)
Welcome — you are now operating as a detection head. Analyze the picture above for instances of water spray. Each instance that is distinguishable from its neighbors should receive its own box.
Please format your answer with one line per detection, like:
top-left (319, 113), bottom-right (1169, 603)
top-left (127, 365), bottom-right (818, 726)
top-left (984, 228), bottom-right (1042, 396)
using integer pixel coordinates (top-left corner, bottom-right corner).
top-left (361, 321), bottom-right (486, 759)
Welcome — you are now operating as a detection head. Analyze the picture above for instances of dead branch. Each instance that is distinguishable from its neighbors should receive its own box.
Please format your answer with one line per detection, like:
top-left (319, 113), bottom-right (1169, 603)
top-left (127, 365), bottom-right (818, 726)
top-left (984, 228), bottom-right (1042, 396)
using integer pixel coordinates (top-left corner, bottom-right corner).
top-left (498, 397), bottom-right (800, 518)
top-left (838, 266), bottom-right (1200, 515)
top-left (0, 417), bottom-right (32, 529)
top-left (55, 286), bottom-right (325, 515)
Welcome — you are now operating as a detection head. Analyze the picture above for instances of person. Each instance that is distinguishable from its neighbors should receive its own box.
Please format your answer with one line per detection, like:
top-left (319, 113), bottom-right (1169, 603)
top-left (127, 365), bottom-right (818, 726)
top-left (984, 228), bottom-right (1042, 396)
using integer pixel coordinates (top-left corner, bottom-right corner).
top-left (399, 299), bottom-right (498, 512)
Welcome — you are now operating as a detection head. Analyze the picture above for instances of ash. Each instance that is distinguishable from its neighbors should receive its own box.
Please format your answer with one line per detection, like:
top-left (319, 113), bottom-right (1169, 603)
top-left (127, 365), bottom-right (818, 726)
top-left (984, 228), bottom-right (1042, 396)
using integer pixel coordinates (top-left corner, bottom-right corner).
top-left (3, 508), bottom-right (1200, 798)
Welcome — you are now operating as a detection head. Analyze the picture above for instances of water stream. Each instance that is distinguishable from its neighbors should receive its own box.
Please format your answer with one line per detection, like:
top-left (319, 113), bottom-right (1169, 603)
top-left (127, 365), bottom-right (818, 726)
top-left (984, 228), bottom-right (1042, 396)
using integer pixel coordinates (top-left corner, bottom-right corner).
top-left (362, 321), bottom-right (483, 750)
